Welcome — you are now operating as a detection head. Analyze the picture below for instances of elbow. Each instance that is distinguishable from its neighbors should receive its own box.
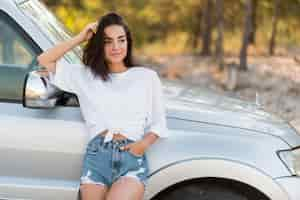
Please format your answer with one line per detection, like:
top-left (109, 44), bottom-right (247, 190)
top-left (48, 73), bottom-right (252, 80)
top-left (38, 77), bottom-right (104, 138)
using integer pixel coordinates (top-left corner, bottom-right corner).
top-left (36, 54), bottom-right (46, 66)
top-left (36, 54), bottom-right (55, 72)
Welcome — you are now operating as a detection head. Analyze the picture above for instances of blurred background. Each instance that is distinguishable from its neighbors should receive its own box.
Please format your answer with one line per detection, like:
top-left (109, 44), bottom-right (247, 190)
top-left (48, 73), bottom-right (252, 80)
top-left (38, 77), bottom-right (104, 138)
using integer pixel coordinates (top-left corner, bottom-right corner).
top-left (42, 0), bottom-right (300, 121)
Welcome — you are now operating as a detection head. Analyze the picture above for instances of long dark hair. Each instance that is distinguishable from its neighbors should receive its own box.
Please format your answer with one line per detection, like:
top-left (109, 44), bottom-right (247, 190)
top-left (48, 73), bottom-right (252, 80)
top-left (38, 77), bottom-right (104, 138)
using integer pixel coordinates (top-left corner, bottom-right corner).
top-left (82, 12), bottom-right (135, 82)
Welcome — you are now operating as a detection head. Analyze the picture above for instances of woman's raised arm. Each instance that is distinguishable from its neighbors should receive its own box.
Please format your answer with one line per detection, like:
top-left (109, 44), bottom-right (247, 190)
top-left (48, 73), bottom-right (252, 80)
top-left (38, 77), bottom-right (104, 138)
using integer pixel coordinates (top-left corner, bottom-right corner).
top-left (37, 22), bottom-right (98, 72)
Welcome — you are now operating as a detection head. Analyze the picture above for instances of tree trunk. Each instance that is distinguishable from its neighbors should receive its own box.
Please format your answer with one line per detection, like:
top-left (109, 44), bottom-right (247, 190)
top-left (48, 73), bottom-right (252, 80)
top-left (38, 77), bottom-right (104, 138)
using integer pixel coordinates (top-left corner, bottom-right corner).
top-left (215, 0), bottom-right (224, 69)
top-left (239, 0), bottom-right (253, 71)
top-left (249, 0), bottom-right (257, 44)
top-left (269, 0), bottom-right (280, 55)
top-left (201, 0), bottom-right (213, 56)
top-left (192, 7), bottom-right (202, 49)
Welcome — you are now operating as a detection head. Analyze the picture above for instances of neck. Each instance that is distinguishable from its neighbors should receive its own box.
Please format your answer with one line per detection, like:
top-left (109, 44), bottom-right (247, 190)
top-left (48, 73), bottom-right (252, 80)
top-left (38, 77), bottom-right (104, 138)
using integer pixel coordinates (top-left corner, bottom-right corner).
top-left (108, 62), bottom-right (127, 73)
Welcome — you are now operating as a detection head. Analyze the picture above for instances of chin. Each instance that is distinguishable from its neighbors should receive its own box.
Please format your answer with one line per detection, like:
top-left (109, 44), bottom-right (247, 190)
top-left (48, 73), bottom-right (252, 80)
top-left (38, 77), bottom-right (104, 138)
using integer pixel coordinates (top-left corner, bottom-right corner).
top-left (109, 57), bottom-right (126, 64)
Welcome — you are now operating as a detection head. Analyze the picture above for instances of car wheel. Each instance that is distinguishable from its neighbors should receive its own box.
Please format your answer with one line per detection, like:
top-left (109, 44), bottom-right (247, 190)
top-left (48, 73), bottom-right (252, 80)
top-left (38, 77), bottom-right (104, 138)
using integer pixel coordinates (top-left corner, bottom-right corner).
top-left (154, 181), bottom-right (269, 200)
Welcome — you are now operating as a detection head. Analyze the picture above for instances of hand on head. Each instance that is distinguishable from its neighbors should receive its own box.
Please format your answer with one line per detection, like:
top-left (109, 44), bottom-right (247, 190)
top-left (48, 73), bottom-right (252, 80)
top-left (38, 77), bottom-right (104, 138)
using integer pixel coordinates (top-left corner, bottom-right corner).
top-left (77, 22), bottom-right (98, 42)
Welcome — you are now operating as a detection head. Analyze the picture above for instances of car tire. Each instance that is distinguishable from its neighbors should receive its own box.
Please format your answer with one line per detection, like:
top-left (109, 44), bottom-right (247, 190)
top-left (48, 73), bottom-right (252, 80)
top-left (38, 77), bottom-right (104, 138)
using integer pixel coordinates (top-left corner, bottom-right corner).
top-left (155, 181), bottom-right (269, 200)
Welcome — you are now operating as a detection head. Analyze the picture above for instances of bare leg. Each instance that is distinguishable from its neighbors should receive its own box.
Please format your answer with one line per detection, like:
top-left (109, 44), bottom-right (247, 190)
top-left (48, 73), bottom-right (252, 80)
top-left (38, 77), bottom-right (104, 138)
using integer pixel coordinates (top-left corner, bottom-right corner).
top-left (80, 183), bottom-right (108, 200)
top-left (105, 176), bottom-right (144, 200)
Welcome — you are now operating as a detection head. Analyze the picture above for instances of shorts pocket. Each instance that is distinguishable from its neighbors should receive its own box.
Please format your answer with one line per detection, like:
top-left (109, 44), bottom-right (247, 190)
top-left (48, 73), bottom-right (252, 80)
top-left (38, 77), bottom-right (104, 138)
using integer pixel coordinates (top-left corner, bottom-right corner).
top-left (127, 149), bottom-right (143, 158)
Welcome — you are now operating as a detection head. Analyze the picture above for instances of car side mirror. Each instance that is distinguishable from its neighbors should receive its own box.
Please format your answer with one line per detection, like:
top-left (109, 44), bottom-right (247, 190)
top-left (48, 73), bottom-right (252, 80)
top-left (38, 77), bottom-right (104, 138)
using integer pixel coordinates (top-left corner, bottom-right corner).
top-left (22, 69), bottom-right (63, 109)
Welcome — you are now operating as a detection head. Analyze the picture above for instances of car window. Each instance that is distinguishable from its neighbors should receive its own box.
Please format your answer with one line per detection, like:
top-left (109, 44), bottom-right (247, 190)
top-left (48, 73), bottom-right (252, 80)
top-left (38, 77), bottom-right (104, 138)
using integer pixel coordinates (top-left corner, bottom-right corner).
top-left (0, 16), bottom-right (35, 67)
top-left (0, 11), bottom-right (41, 102)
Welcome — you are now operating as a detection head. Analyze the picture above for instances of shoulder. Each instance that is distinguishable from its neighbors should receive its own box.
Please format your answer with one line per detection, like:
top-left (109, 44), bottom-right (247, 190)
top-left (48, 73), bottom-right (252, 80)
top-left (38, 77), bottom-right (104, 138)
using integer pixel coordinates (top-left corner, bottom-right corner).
top-left (130, 66), bottom-right (162, 86)
top-left (130, 66), bottom-right (159, 78)
top-left (131, 66), bottom-right (163, 92)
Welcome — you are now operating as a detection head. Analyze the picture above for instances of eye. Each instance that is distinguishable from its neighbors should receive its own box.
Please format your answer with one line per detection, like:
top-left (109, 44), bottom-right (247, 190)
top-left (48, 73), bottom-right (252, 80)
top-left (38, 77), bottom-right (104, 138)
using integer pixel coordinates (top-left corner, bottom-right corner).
top-left (119, 39), bottom-right (126, 43)
top-left (104, 40), bottom-right (112, 44)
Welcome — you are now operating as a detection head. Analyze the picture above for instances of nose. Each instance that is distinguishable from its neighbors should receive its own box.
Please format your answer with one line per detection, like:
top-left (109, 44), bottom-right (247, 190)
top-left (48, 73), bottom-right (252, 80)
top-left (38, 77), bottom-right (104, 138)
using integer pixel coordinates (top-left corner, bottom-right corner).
top-left (112, 40), bottom-right (119, 50)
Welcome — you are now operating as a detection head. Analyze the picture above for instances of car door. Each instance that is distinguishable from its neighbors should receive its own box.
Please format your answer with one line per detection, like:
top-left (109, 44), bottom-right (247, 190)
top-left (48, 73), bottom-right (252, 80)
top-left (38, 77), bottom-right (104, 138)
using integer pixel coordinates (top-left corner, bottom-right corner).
top-left (0, 10), bottom-right (86, 200)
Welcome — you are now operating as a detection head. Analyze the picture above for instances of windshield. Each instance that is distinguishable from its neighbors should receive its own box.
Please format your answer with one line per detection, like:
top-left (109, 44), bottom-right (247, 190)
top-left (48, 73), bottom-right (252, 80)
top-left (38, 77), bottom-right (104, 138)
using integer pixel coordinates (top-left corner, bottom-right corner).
top-left (18, 0), bottom-right (82, 64)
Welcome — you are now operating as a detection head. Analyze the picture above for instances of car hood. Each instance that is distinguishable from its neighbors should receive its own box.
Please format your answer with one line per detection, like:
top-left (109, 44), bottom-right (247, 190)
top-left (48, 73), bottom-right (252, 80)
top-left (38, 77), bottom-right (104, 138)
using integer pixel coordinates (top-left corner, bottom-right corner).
top-left (162, 78), bottom-right (300, 147)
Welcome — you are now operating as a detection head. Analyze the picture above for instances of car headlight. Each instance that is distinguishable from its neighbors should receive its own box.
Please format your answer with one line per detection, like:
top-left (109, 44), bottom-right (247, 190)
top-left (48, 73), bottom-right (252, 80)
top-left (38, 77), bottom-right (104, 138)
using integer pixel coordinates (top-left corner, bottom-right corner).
top-left (278, 147), bottom-right (300, 176)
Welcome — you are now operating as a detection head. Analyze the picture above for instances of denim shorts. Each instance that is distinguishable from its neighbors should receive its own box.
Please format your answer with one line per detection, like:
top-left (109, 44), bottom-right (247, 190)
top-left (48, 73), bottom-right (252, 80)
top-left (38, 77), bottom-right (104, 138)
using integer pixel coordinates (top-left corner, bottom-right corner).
top-left (80, 134), bottom-right (149, 188)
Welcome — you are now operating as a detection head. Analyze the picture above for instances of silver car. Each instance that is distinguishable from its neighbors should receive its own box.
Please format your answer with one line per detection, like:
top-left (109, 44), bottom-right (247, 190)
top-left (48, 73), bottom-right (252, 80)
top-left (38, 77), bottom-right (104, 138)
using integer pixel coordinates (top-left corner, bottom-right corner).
top-left (1, 0), bottom-right (300, 199)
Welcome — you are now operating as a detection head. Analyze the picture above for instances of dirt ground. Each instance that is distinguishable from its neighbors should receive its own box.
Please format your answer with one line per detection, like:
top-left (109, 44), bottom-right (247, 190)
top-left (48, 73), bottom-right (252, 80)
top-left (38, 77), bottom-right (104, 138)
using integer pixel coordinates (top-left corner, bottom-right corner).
top-left (139, 54), bottom-right (300, 123)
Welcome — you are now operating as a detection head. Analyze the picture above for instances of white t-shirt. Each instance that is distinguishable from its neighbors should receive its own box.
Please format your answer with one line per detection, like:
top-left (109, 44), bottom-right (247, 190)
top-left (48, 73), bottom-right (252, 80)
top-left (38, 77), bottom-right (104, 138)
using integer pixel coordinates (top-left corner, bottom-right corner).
top-left (49, 61), bottom-right (169, 142)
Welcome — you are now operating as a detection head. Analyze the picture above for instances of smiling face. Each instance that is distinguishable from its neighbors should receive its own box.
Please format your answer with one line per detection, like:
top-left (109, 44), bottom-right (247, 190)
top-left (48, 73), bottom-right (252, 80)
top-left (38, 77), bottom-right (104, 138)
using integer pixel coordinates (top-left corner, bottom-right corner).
top-left (82, 12), bottom-right (134, 81)
top-left (103, 25), bottom-right (128, 65)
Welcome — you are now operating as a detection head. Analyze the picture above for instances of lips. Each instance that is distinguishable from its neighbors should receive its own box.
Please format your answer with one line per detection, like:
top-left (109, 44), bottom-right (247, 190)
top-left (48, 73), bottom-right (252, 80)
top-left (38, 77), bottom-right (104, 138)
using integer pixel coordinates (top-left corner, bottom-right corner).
top-left (111, 52), bottom-right (122, 56)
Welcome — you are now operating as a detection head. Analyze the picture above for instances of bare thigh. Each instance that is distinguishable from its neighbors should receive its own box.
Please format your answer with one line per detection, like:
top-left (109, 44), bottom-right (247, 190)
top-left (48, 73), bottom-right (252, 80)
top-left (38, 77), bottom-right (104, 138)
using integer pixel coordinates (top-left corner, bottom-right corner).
top-left (106, 176), bottom-right (145, 200)
top-left (80, 183), bottom-right (108, 200)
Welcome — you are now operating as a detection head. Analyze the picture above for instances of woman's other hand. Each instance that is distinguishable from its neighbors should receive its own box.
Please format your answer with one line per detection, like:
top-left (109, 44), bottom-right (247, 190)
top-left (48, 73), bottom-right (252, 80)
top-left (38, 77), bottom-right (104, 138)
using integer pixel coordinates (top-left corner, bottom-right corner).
top-left (120, 140), bottom-right (149, 157)
top-left (120, 132), bottom-right (159, 156)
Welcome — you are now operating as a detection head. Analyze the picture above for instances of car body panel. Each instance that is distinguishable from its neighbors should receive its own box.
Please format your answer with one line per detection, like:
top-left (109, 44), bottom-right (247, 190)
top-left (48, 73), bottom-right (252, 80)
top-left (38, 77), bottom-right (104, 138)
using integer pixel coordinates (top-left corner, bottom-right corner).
top-left (0, 103), bottom-right (86, 199)
top-left (163, 79), bottom-right (300, 147)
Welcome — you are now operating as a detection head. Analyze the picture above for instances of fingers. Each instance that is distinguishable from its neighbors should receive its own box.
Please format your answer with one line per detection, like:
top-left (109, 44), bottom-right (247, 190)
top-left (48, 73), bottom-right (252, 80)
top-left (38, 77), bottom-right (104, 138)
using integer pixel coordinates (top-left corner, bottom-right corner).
top-left (120, 144), bottom-right (131, 151)
top-left (89, 22), bottom-right (98, 34)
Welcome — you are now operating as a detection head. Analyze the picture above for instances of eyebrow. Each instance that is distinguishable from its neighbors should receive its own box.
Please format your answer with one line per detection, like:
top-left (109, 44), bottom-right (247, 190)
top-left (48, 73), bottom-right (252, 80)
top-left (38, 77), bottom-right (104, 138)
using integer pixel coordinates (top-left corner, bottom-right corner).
top-left (104, 35), bottom-right (126, 40)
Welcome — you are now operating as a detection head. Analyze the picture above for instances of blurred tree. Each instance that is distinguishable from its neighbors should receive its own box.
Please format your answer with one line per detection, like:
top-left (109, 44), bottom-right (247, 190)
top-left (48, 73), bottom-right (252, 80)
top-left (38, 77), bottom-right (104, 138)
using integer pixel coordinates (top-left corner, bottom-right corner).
top-left (269, 0), bottom-right (280, 55)
top-left (215, 0), bottom-right (224, 69)
top-left (42, 0), bottom-right (300, 56)
top-left (240, 0), bottom-right (253, 70)
top-left (249, 0), bottom-right (257, 44)
top-left (191, 5), bottom-right (202, 49)
top-left (42, 0), bottom-right (83, 9)
top-left (42, 0), bottom-right (61, 7)
top-left (105, 0), bottom-right (117, 11)
top-left (201, 0), bottom-right (213, 56)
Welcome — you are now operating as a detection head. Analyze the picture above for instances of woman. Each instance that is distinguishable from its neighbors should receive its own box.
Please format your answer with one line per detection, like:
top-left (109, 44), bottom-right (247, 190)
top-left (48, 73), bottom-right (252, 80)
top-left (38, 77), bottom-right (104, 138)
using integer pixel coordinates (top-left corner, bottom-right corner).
top-left (37, 12), bottom-right (168, 200)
